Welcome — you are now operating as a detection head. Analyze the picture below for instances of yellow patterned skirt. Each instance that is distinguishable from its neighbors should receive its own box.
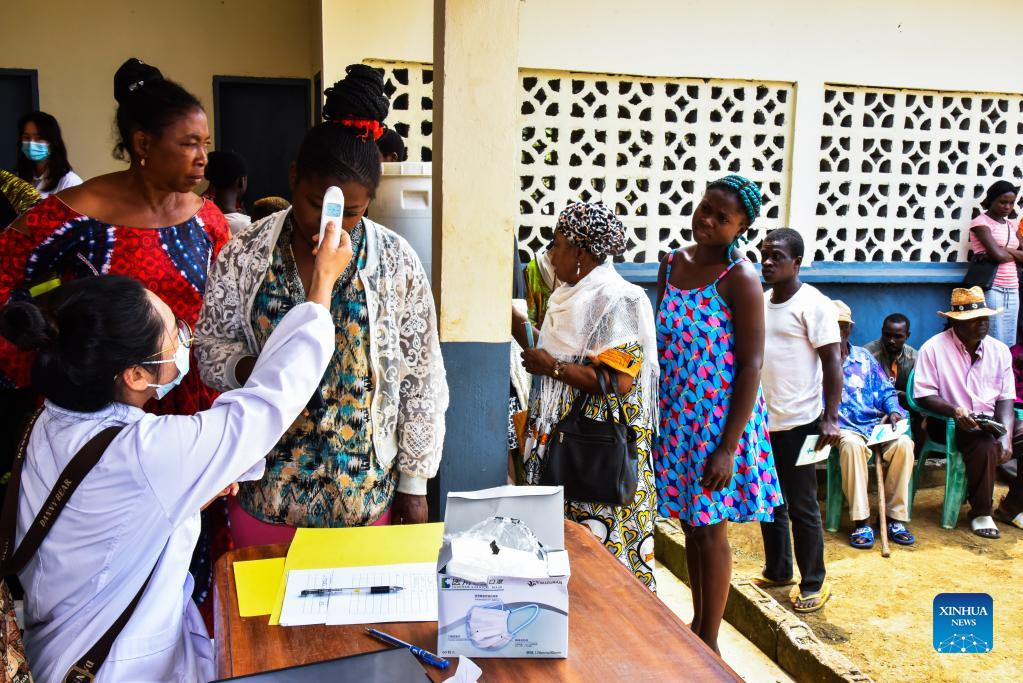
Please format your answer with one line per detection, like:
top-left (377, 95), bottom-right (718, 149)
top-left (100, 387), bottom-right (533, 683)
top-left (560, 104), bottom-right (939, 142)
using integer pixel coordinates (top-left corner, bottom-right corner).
top-left (522, 342), bottom-right (657, 591)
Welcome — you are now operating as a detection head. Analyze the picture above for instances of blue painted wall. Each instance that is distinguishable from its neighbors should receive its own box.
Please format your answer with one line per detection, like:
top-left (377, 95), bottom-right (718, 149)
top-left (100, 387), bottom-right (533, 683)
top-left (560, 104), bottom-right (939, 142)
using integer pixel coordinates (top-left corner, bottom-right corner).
top-left (430, 341), bottom-right (511, 519)
top-left (622, 261), bottom-right (965, 349)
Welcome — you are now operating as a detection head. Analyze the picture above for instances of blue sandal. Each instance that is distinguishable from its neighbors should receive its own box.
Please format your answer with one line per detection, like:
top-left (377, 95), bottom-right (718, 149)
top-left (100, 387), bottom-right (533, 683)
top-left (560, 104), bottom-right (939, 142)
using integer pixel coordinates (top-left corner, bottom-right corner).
top-left (888, 521), bottom-right (915, 546)
top-left (849, 525), bottom-right (874, 549)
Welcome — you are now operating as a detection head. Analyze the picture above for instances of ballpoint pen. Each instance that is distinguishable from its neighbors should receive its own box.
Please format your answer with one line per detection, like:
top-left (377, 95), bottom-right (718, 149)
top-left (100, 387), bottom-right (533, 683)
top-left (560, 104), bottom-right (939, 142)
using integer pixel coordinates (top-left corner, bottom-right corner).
top-left (299, 585), bottom-right (404, 597)
top-left (365, 628), bottom-right (450, 670)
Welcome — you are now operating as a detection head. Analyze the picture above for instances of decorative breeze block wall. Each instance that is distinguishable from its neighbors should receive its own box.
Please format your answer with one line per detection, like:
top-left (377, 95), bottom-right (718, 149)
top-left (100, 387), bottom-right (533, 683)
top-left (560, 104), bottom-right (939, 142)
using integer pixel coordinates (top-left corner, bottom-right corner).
top-left (368, 60), bottom-right (795, 264)
top-left (817, 85), bottom-right (1023, 262)
top-left (371, 60), bottom-right (435, 163)
top-left (518, 70), bottom-right (794, 263)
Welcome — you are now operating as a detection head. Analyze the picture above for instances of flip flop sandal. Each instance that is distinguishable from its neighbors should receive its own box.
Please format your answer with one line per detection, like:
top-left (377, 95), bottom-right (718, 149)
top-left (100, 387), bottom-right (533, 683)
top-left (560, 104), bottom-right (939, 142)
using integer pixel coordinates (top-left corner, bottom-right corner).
top-left (887, 521), bottom-right (916, 546)
top-left (971, 516), bottom-right (1001, 540)
top-left (792, 582), bottom-right (832, 613)
top-left (993, 509), bottom-right (1023, 530)
top-left (749, 574), bottom-right (797, 589)
top-left (849, 525), bottom-right (875, 549)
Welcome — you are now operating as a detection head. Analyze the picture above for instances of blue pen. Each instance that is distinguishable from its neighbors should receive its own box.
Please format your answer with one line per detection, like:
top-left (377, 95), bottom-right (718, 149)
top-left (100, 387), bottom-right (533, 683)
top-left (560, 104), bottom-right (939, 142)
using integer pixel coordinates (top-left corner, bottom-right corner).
top-left (365, 628), bottom-right (451, 670)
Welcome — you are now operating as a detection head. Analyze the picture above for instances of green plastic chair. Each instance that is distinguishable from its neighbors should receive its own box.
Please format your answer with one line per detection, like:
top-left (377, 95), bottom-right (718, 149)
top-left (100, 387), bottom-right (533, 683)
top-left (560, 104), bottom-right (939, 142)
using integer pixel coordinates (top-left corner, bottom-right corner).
top-left (904, 369), bottom-right (968, 529)
top-left (825, 447), bottom-right (852, 533)
top-left (825, 369), bottom-right (968, 531)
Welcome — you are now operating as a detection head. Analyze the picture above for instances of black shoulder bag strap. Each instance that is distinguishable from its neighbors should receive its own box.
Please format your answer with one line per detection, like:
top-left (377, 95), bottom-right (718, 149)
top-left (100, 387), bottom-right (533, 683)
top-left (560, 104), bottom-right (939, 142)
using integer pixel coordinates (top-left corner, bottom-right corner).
top-left (0, 411), bottom-right (157, 682)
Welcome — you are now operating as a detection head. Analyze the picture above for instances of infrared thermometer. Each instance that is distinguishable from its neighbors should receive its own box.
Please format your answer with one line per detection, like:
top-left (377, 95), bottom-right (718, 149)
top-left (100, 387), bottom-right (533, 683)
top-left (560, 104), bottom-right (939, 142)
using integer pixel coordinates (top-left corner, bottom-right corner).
top-left (318, 186), bottom-right (345, 249)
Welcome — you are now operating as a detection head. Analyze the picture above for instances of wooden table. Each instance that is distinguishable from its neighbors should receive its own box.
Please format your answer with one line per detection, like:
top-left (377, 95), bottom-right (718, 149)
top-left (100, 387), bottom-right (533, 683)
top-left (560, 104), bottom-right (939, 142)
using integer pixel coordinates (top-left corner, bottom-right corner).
top-left (214, 521), bottom-right (742, 682)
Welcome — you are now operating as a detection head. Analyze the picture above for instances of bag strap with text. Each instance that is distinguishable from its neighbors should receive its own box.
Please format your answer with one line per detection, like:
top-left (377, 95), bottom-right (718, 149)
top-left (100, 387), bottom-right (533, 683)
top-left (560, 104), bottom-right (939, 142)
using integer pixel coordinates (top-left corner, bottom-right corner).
top-left (0, 412), bottom-right (155, 682)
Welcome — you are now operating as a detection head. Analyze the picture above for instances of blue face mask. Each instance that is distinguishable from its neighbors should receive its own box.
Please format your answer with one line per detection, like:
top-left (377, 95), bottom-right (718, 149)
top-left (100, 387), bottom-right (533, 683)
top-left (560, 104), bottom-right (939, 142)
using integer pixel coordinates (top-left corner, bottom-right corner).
top-left (144, 343), bottom-right (190, 400)
top-left (142, 320), bottom-right (191, 400)
top-left (21, 140), bottom-right (50, 162)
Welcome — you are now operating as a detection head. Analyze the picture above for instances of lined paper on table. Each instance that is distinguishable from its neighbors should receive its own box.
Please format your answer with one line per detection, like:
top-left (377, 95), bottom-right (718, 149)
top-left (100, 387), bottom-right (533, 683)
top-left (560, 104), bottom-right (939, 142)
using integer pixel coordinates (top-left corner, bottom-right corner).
top-left (278, 562), bottom-right (438, 627)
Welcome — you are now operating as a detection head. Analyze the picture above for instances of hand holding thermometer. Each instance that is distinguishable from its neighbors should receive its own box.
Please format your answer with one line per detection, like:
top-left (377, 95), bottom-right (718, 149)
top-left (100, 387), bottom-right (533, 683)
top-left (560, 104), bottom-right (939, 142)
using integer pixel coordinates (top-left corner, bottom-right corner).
top-left (318, 185), bottom-right (345, 249)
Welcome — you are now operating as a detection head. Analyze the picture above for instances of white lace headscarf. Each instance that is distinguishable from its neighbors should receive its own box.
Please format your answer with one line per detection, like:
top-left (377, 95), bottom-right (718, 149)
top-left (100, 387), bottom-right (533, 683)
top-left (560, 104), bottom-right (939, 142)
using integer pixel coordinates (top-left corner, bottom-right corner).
top-left (532, 203), bottom-right (659, 438)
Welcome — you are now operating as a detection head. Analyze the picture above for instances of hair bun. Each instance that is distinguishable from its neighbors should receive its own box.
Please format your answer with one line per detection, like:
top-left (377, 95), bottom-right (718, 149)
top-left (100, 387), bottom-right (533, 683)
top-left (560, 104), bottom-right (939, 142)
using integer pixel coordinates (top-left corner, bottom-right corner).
top-left (0, 301), bottom-right (57, 352)
top-left (323, 64), bottom-right (389, 124)
top-left (114, 58), bottom-right (164, 103)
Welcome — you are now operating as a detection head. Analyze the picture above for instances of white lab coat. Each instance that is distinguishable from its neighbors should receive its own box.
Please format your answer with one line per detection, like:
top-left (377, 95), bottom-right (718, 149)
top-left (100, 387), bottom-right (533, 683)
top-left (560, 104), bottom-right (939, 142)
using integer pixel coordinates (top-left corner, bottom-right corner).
top-left (16, 301), bottom-right (334, 682)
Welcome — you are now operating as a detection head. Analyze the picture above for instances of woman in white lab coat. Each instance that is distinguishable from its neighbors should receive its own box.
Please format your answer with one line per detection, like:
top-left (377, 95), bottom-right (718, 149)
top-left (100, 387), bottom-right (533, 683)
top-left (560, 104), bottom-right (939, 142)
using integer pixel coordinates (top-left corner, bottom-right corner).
top-left (0, 223), bottom-right (351, 682)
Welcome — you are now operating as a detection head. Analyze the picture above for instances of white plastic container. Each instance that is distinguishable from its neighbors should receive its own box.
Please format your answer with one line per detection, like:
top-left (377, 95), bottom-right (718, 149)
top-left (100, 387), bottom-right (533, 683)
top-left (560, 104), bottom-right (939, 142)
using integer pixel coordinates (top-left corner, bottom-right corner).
top-left (375, 162), bottom-right (433, 282)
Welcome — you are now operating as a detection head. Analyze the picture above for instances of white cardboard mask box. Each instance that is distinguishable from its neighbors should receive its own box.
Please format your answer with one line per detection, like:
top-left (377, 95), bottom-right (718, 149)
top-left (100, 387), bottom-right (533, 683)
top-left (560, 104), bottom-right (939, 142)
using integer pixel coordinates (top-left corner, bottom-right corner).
top-left (437, 485), bottom-right (570, 659)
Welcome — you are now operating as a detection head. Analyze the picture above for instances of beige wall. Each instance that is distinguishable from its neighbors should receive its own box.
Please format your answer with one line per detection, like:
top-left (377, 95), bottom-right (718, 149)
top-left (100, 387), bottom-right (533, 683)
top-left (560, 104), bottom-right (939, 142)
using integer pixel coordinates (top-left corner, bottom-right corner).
top-left (0, 0), bottom-right (320, 180)
top-left (320, 0), bottom-right (1023, 271)
top-left (323, 0), bottom-right (1023, 92)
top-left (321, 0), bottom-right (433, 84)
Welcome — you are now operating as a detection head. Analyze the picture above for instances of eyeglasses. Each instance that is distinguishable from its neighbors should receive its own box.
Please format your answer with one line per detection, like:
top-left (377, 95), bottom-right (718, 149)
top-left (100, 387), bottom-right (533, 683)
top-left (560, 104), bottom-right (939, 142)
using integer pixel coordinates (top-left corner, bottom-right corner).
top-left (141, 318), bottom-right (193, 364)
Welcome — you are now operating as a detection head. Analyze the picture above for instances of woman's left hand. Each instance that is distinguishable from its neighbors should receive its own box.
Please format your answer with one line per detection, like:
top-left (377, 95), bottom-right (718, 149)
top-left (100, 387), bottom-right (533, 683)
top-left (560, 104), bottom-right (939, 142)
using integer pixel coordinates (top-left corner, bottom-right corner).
top-left (701, 447), bottom-right (735, 491)
top-left (392, 493), bottom-right (429, 524)
top-left (521, 347), bottom-right (557, 376)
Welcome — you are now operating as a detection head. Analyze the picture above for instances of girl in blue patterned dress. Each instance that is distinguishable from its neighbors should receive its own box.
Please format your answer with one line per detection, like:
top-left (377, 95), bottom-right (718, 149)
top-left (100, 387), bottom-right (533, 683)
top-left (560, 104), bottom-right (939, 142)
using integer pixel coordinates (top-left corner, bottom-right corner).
top-left (654, 175), bottom-right (782, 653)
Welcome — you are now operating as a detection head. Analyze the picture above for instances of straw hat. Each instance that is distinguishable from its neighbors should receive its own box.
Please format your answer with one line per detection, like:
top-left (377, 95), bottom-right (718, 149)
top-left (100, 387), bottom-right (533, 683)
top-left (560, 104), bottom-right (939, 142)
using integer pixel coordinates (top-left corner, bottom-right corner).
top-left (938, 287), bottom-right (1001, 320)
top-left (832, 299), bottom-right (854, 325)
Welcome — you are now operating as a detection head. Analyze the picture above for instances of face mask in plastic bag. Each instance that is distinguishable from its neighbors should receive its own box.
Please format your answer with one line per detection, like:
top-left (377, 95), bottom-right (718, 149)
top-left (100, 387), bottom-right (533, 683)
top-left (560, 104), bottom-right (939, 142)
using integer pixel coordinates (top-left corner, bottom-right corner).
top-left (466, 602), bottom-right (539, 650)
top-left (445, 516), bottom-right (548, 582)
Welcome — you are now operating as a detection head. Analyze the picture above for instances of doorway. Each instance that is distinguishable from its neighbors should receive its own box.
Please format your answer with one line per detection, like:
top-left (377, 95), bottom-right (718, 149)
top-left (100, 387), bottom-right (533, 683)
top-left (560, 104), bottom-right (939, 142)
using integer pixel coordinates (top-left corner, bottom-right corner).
top-left (0, 69), bottom-right (39, 173)
top-left (213, 76), bottom-right (311, 208)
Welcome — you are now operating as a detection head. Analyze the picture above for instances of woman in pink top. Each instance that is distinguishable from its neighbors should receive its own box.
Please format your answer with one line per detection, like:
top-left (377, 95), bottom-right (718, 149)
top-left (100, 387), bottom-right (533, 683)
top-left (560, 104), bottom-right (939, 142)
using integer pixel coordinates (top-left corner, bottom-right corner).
top-left (969, 180), bottom-right (1022, 345)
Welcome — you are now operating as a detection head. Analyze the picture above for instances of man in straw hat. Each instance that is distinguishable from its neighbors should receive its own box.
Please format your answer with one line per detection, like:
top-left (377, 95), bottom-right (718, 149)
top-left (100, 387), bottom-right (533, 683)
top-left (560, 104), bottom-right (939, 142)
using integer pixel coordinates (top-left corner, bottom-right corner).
top-left (913, 287), bottom-right (1017, 539)
top-left (832, 300), bottom-right (916, 549)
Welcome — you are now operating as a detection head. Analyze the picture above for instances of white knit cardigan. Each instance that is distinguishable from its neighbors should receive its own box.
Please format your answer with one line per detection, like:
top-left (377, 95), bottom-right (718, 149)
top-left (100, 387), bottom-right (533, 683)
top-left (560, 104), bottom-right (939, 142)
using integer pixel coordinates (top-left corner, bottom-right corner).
top-left (194, 210), bottom-right (448, 495)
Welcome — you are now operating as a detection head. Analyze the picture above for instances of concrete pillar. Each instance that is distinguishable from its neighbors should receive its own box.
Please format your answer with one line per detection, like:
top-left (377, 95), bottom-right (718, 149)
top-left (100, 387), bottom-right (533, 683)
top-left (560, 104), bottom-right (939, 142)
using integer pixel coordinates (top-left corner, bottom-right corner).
top-left (786, 78), bottom-right (827, 264)
top-left (430, 0), bottom-right (521, 514)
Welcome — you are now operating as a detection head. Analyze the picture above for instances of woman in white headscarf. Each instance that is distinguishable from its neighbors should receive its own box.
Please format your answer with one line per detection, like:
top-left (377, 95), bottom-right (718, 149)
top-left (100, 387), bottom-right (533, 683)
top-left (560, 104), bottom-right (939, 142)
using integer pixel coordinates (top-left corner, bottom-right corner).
top-left (511, 201), bottom-right (658, 590)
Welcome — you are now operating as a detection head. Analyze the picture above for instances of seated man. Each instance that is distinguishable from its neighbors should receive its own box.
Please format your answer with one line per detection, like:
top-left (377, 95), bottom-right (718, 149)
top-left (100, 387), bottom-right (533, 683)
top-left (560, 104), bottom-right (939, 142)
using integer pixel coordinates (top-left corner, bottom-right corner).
top-left (864, 313), bottom-right (917, 407)
top-left (914, 287), bottom-right (1020, 539)
top-left (833, 301), bottom-right (916, 549)
top-left (864, 312), bottom-right (925, 450)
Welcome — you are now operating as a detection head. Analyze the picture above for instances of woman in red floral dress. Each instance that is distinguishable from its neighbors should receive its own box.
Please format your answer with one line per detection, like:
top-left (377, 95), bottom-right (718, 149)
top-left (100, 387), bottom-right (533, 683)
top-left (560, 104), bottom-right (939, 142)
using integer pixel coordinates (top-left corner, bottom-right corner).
top-left (0, 58), bottom-right (230, 625)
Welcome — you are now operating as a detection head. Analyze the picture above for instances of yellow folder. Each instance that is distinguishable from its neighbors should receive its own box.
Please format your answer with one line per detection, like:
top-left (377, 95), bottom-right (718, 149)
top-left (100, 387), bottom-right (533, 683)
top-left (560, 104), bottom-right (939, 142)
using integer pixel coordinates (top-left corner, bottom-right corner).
top-left (268, 522), bottom-right (445, 624)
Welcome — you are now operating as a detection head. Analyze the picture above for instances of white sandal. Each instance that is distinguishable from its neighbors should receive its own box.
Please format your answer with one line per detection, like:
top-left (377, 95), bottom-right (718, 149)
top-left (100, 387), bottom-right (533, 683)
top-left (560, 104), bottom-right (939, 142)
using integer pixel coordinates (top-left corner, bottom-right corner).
top-left (994, 509), bottom-right (1023, 530)
top-left (971, 516), bottom-right (1000, 539)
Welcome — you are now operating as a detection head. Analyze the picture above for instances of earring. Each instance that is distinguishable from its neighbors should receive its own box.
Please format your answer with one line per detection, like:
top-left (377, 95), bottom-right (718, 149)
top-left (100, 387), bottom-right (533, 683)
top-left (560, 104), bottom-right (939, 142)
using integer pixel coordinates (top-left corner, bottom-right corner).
top-left (140, 157), bottom-right (146, 168)
top-left (575, 261), bottom-right (581, 278)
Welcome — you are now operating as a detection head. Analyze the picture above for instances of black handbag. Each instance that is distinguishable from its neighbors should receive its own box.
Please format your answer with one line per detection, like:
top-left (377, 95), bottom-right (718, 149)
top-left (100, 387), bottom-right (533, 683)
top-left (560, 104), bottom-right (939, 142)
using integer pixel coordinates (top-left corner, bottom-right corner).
top-left (963, 223), bottom-right (1011, 289)
top-left (539, 368), bottom-right (640, 506)
top-left (962, 253), bottom-right (998, 290)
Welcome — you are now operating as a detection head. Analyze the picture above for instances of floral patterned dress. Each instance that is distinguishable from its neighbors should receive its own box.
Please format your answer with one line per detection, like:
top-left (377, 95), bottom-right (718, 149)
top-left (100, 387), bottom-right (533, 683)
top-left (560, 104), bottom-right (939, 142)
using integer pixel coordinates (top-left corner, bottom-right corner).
top-left (524, 342), bottom-right (657, 590)
top-left (654, 253), bottom-right (782, 525)
top-left (239, 217), bottom-right (397, 527)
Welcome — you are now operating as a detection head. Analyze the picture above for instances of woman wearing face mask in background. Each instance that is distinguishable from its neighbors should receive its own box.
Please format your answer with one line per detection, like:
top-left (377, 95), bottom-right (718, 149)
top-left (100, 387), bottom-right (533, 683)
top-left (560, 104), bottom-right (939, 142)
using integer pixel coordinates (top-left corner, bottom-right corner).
top-left (0, 221), bottom-right (348, 681)
top-left (0, 57), bottom-right (231, 625)
top-left (16, 111), bottom-right (82, 198)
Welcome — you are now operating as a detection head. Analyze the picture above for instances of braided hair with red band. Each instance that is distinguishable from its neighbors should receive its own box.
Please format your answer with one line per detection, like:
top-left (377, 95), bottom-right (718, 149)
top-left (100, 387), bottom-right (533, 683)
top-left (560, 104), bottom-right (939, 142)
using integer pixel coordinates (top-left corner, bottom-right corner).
top-left (335, 118), bottom-right (385, 142)
top-left (296, 64), bottom-right (390, 196)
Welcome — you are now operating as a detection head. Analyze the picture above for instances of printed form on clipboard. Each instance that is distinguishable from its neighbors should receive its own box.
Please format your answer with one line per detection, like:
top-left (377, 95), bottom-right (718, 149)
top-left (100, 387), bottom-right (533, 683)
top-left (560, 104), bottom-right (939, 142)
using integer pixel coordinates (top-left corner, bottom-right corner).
top-left (795, 420), bottom-right (910, 467)
top-left (278, 562), bottom-right (438, 627)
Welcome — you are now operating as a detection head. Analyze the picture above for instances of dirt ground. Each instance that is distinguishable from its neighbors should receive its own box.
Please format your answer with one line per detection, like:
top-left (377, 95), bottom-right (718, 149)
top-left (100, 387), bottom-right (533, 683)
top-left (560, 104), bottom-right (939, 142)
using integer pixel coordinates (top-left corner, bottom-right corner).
top-left (726, 480), bottom-right (1021, 683)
